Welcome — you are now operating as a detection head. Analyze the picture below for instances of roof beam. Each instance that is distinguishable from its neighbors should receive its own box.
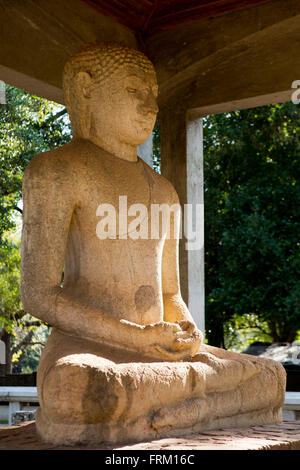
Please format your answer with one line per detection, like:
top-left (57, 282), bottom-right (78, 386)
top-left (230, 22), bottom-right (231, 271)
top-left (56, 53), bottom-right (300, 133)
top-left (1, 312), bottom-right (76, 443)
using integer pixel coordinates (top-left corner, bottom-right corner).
top-left (0, 0), bottom-right (137, 103)
top-left (148, 0), bottom-right (275, 33)
top-left (144, 0), bottom-right (300, 111)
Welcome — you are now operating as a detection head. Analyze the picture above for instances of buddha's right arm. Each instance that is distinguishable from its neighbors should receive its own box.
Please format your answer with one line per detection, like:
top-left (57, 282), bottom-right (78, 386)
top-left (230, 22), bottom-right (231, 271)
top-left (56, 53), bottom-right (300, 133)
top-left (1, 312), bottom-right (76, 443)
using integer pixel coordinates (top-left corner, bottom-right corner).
top-left (20, 151), bottom-right (146, 352)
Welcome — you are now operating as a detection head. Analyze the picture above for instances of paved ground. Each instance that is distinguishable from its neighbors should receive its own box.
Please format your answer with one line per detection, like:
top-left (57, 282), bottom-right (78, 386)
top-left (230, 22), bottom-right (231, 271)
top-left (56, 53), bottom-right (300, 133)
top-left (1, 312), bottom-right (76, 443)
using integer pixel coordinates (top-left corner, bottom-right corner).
top-left (0, 420), bottom-right (300, 450)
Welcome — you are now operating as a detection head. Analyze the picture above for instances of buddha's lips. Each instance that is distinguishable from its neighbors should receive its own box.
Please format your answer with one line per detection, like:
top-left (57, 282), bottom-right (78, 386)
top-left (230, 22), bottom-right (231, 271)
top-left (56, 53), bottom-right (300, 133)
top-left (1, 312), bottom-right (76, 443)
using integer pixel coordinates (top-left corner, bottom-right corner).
top-left (136, 118), bottom-right (155, 128)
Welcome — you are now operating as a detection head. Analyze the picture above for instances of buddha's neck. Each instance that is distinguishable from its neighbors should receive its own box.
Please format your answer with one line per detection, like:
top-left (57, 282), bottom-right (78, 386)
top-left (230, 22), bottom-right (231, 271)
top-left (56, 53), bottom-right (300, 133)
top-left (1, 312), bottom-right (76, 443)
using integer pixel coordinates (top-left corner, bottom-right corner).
top-left (74, 129), bottom-right (138, 163)
top-left (89, 135), bottom-right (138, 162)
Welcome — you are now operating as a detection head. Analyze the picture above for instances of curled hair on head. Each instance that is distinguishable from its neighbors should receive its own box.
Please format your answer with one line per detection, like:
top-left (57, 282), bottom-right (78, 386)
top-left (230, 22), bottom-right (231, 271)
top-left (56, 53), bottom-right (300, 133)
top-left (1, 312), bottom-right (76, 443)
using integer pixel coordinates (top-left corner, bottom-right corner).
top-left (63, 42), bottom-right (154, 110)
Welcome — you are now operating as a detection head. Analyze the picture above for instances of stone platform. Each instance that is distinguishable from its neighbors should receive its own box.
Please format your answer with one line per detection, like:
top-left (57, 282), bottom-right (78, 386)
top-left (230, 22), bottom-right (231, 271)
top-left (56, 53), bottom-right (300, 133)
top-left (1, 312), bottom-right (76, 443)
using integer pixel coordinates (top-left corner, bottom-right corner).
top-left (0, 420), bottom-right (299, 450)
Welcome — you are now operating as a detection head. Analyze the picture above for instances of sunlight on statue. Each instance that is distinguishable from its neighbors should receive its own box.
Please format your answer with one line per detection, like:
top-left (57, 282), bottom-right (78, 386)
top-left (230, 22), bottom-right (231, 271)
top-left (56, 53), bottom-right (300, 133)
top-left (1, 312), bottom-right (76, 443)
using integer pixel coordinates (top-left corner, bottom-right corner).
top-left (21, 42), bottom-right (286, 446)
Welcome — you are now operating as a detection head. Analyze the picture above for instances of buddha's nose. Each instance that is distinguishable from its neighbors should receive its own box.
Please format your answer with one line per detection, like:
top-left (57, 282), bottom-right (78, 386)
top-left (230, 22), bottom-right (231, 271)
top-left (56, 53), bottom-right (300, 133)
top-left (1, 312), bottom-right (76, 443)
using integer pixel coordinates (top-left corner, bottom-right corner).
top-left (139, 91), bottom-right (159, 115)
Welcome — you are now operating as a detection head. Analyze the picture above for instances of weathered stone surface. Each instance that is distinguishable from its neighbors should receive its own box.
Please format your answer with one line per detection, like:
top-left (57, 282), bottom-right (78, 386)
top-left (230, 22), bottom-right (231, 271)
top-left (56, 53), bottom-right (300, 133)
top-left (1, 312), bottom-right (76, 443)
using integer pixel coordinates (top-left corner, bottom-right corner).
top-left (21, 43), bottom-right (285, 447)
top-left (0, 421), bottom-right (300, 450)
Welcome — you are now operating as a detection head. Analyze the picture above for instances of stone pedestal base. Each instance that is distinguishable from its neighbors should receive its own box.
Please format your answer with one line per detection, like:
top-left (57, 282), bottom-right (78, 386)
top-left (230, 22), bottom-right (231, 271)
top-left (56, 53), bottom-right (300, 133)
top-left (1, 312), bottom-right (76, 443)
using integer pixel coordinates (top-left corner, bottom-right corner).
top-left (1, 421), bottom-right (300, 450)
top-left (36, 405), bottom-right (282, 447)
top-left (34, 330), bottom-right (287, 447)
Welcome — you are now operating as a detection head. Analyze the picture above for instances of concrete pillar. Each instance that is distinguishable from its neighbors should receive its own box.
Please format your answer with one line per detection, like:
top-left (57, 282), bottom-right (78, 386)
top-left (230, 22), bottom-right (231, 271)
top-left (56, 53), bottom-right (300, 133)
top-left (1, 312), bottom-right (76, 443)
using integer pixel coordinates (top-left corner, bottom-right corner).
top-left (186, 111), bottom-right (205, 334)
top-left (0, 339), bottom-right (5, 364)
top-left (0, 80), bottom-right (6, 104)
top-left (160, 106), bottom-right (205, 333)
top-left (137, 133), bottom-right (153, 168)
top-left (8, 402), bottom-right (21, 425)
top-left (0, 339), bottom-right (5, 377)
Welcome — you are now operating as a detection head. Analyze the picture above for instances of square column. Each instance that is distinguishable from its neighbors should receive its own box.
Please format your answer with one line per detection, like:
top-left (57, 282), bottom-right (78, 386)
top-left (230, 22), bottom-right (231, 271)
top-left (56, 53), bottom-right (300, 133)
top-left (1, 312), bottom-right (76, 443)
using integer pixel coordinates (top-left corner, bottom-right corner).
top-left (137, 133), bottom-right (153, 168)
top-left (0, 339), bottom-right (5, 365)
top-left (160, 107), bottom-right (205, 333)
top-left (0, 339), bottom-right (5, 377)
top-left (8, 402), bottom-right (21, 425)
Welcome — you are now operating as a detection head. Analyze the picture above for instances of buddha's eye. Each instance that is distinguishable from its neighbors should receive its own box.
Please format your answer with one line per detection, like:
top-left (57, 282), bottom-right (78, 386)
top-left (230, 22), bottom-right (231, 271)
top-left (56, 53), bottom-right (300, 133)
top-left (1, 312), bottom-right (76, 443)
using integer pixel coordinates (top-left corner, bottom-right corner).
top-left (126, 87), bottom-right (137, 94)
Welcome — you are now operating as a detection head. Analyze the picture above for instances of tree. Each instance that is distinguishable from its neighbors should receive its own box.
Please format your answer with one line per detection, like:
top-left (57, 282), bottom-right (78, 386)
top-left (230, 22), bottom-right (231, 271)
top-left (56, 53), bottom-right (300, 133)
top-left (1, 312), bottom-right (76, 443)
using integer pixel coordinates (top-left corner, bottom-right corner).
top-left (0, 84), bottom-right (71, 242)
top-left (0, 84), bottom-right (71, 372)
top-left (204, 102), bottom-right (300, 346)
top-left (0, 236), bottom-right (23, 373)
top-left (0, 233), bottom-right (50, 374)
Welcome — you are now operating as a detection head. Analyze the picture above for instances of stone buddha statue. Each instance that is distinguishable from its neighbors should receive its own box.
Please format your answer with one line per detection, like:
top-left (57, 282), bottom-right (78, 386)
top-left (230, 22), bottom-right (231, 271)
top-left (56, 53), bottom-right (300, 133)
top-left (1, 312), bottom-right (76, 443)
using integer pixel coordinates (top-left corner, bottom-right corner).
top-left (21, 42), bottom-right (285, 446)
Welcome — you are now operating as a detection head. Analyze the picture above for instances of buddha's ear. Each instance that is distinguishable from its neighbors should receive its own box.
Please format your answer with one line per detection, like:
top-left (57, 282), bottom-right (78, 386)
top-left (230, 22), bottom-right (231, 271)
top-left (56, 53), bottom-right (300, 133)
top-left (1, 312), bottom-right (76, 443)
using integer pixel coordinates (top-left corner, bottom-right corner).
top-left (74, 71), bottom-right (93, 99)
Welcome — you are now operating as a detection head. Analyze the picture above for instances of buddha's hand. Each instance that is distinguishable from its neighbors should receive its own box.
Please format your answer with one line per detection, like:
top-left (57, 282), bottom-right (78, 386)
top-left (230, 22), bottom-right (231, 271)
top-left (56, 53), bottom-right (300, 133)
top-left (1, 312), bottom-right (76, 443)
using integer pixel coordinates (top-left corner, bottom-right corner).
top-left (143, 320), bottom-right (202, 361)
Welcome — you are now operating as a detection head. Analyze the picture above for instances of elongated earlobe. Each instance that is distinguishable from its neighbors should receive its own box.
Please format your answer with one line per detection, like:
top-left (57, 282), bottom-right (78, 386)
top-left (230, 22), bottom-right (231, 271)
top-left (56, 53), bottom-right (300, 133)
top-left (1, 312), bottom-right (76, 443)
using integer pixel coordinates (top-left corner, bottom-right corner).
top-left (75, 71), bottom-right (93, 99)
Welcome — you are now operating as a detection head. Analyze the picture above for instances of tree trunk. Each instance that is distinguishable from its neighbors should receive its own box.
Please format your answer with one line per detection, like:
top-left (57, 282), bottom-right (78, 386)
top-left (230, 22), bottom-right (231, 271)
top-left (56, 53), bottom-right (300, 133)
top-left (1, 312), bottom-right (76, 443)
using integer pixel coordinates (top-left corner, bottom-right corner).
top-left (11, 329), bottom-right (35, 368)
top-left (268, 320), bottom-right (297, 343)
top-left (286, 329), bottom-right (297, 343)
top-left (206, 319), bottom-right (226, 349)
top-left (279, 327), bottom-right (297, 344)
top-left (268, 320), bottom-right (280, 343)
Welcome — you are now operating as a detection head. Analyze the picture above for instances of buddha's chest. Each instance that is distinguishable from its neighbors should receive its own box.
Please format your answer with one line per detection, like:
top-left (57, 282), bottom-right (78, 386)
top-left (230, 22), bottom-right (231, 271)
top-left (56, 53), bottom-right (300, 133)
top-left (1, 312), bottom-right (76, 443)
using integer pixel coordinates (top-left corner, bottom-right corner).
top-left (81, 157), bottom-right (164, 205)
top-left (73, 159), bottom-right (171, 241)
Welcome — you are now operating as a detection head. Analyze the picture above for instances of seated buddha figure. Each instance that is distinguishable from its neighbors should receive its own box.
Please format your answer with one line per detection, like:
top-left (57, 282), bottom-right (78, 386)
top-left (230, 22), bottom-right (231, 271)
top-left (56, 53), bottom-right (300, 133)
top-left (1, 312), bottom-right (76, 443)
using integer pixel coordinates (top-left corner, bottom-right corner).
top-left (21, 43), bottom-right (285, 446)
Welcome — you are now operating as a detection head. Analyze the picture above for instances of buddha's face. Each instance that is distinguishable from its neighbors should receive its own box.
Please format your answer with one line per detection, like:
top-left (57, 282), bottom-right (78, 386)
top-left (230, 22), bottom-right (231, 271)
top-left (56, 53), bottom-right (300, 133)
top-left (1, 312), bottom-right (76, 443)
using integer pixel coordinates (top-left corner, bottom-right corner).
top-left (88, 64), bottom-right (158, 146)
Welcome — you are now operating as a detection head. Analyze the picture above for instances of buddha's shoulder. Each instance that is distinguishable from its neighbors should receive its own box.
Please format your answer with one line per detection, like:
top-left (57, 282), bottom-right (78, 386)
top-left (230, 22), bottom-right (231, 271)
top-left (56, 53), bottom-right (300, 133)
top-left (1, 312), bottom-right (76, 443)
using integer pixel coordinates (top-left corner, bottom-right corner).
top-left (24, 140), bottom-right (91, 178)
top-left (142, 162), bottom-right (180, 205)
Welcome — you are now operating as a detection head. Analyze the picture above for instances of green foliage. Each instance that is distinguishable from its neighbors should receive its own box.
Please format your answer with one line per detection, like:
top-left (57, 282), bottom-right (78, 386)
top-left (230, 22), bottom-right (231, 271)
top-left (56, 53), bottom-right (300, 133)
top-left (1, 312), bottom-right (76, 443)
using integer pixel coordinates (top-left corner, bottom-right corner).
top-left (0, 84), bottom-right (71, 242)
top-left (0, 232), bottom-right (49, 373)
top-left (204, 102), bottom-right (300, 346)
top-left (0, 85), bottom-right (71, 372)
top-left (223, 314), bottom-right (273, 352)
top-left (11, 319), bottom-right (50, 373)
top-left (0, 235), bottom-right (23, 325)
top-left (152, 104), bottom-right (300, 347)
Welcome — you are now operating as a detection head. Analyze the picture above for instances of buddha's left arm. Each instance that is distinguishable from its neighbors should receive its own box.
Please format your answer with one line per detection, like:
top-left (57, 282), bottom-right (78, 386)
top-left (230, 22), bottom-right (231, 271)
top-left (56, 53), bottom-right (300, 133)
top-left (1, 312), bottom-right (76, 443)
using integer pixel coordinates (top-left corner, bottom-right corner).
top-left (161, 189), bottom-right (196, 326)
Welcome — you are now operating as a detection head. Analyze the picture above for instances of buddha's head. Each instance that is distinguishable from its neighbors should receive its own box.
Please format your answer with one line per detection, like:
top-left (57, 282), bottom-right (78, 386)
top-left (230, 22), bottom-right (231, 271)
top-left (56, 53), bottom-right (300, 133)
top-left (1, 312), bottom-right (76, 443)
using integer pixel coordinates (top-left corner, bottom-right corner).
top-left (63, 42), bottom-right (158, 147)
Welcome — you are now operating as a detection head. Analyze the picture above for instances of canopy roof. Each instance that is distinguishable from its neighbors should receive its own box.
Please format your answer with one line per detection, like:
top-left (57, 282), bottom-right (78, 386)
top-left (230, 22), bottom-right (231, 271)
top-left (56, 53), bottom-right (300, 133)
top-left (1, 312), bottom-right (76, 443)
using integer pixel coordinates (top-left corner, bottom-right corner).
top-left (81, 0), bottom-right (274, 34)
top-left (0, 0), bottom-right (299, 114)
